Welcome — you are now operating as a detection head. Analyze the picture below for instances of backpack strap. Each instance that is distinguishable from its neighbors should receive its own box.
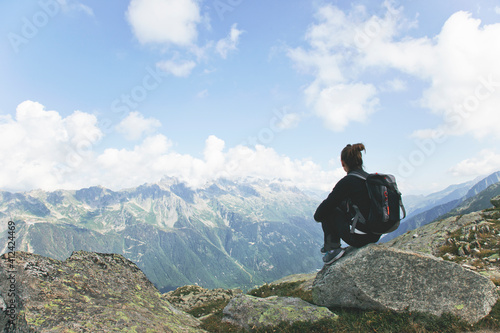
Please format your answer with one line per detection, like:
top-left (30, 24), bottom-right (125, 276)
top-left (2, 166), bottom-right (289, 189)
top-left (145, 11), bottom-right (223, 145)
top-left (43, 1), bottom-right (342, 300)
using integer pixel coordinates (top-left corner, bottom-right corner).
top-left (348, 171), bottom-right (367, 181)
top-left (346, 171), bottom-right (369, 234)
top-left (349, 204), bottom-right (366, 234)
top-left (400, 199), bottom-right (407, 219)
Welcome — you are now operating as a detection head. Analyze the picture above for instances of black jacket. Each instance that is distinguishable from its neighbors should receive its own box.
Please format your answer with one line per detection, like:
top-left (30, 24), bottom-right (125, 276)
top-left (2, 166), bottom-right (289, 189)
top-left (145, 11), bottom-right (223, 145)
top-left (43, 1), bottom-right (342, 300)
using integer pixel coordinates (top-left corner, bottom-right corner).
top-left (314, 169), bottom-right (370, 231)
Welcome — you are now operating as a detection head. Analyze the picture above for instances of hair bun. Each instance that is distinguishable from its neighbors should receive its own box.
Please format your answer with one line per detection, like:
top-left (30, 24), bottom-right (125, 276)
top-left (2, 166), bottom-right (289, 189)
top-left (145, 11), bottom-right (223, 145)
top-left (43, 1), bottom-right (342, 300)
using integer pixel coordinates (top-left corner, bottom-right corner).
top-left (353, 143), bottom-right (365, 153)
top-left (341, 143), bottom-right (366, 170)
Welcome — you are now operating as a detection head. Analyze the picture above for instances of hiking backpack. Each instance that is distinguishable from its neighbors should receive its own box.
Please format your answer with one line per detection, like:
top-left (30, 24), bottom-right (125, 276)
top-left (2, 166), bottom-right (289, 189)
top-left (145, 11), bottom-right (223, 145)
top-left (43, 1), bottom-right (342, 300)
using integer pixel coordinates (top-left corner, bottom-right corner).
top-left (348, 172), bottom-right (406, 235)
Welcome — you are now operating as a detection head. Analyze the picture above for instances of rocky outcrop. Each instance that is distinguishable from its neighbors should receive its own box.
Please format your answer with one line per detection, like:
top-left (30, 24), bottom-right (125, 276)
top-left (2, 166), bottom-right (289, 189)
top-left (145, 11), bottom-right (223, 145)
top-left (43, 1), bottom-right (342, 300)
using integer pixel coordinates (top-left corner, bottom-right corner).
top-left (312, 244), bottom-right (498, 324)
top-left (164, 285), bottom-right (242, 318)
top-left (0, 251), bottom-right (204, 332)
top-left (383, 211), bottom-right (483, 255)
top-left (222, 294), bottom-right (337, 330)
top-left (385, 207), bottom-right (500, 283)
top-left (491, 195), bottom-right (500, 208)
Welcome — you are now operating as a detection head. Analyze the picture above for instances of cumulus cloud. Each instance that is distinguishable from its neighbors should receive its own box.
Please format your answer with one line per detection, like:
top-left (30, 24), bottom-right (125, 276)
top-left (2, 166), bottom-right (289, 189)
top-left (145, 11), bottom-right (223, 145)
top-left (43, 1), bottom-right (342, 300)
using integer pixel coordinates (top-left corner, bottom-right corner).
top-left (216, 23), bottom-right (244, 59)
top-left (448, 149), bottom-right (500, 177)
top-left (126, 0), bottom-right (201, 46)
top-left (156, 58), bottom-right (197, 77)
top-left (126, 0), bottom-right (246, 77)
top-left (0, 101), bottom-right (340, 192)
top-left (96, 134), bottom-right (174, 186)
top-left (416, 13), bottom-right (500, 139)
top-left (115, 111), bottom-right (161, 140)
top-left (0, 101), bottom-right (102, 191)
top-left (125, 0), bottom-right (246, 78)
top-left (95, 136), bottom-right (341, 191)
top-left (287, 4), bottom-right (387, 131)
top-left (289, 3), bottom-right (500, 138)
top-left (359, 10), bottom-right (500, 139)
top-left (313, 83), bottom-right (378, 131)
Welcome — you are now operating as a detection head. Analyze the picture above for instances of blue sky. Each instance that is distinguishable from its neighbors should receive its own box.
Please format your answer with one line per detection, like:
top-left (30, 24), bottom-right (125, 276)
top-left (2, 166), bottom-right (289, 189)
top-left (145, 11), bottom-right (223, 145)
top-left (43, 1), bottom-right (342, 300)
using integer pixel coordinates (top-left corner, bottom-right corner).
top-left (1, 0), bottom-right (500, 195)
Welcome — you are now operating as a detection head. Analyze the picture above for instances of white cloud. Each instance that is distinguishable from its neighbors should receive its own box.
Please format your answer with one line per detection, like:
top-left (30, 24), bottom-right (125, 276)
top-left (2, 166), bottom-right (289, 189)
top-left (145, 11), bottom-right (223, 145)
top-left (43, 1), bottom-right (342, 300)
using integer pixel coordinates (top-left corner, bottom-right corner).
top-left (361, 10), bottom-right (500, 139)
top-left (0, 101), bottom-right (102, 191)
top-left (94, 135), bottom-right (341, 191)
top-left (495, 6), bottom-right (500, 15)
top-left (96, 134), bottom-right (174, 186)
top-left (126, 0), bottom-right (201, 46)
top-left (0, 102), bottom-right (341, 192)
top-left (202, 135), bottom-right (226, 177)
top-left (115, 111), bottom-right (161, 140)
top-left (416, 13), bottom-right (500, 139)
top-left (448, 149), bottom-right (500, 177)
top-left (290, 4), bottom-right (500, 139)
top-left (125, 0), bottom-right (246, 78)
top-left (313, 83), bottom-right (378, 131)
top-left (156, 58), bottom-right (196, 77)
top-left (216, 23), bottom-right (243, 59)
top-left (287, 4), bottom-right (388, 131)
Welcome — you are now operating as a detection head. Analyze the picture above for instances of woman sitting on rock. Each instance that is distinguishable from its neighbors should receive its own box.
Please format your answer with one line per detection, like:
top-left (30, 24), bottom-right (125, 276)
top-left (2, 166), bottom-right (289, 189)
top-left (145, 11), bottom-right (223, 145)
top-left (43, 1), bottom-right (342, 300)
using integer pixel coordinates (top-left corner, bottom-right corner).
top-left (314, 143), bottom-right (380, 264)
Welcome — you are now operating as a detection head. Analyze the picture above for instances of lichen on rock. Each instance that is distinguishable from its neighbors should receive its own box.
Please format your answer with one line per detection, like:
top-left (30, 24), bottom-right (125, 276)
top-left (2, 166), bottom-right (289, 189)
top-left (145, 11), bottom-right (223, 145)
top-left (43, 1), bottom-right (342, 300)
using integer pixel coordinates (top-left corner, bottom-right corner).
top-left (222, 294), bottom-right (337, 331)
top-left (312, 244), bottom-right (498, 324)
top-left (0, 251), bottom-right (205, 332)
top-left (164, 284), bottom-right (242, 319)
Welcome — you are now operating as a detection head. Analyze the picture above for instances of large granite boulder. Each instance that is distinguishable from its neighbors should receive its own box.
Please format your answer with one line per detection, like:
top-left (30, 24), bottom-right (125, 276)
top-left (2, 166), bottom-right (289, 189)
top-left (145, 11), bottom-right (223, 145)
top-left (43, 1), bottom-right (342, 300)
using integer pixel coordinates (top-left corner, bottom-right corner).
top-left (312, 244), bottom-right (498, 324)
top-left (222, 294), bottom-right (337, 330)
top-left (0, 251), bottom-right (205, 332)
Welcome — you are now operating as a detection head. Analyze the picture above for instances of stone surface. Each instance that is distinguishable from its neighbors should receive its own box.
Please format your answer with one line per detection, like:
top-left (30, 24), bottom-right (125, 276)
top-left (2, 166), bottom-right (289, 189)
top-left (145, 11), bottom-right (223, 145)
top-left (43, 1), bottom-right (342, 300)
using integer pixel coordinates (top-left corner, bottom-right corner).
top-left (164, 285), bottom-right (242, 318)
top-left (0, 251), bottom-right (205, 332)
top-left (491, 195), bottom-right (500, 208)
top-left (312, 244), bottom-right (498, 324)
top-left (222, 294), bottom-right (337, 330)
top-left (386, 207), bottom-right (500, 283)
top-left (383, 211), bottom-right (483, 255)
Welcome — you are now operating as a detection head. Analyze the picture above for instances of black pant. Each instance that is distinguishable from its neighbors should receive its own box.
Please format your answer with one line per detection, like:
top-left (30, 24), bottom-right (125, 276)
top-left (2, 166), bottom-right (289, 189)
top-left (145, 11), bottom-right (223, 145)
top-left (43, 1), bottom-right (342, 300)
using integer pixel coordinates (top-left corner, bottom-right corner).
top-left (321, 207), bottom-right (380, 251)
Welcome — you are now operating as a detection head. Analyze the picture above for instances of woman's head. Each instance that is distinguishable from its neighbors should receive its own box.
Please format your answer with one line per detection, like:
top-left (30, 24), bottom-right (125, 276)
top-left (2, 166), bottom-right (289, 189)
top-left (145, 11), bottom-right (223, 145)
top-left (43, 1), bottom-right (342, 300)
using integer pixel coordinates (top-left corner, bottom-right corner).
top-left (341, 143), bottom-right (365, 171)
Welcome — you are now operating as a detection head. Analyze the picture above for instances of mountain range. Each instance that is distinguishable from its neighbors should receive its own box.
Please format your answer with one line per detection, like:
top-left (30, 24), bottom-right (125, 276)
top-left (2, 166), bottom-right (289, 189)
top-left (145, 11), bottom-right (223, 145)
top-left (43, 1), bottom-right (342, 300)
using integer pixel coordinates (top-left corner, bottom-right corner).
top-left (382, 171), bottom-right (500, 242)
top-left (0, 177), bottom-right (322, 292)
top-left (1, 170), bottom-right (500, 292)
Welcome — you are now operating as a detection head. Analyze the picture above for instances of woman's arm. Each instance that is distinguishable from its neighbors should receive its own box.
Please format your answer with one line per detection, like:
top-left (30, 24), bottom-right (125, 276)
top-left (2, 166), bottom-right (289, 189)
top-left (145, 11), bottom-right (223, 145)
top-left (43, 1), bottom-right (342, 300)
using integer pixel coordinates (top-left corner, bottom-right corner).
top-left (314, 177), bottom-right (349, 222)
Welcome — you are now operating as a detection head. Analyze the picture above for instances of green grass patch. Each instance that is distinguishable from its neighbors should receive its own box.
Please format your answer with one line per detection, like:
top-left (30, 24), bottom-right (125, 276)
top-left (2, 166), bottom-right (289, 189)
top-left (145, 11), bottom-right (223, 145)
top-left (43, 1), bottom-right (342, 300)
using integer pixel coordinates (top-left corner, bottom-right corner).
top-left (188, 298), bottom-right (230, 318)
top-left (438, 243), bottom-right (459, 257)
top-left (477, 249), bottom-right (498, 258)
